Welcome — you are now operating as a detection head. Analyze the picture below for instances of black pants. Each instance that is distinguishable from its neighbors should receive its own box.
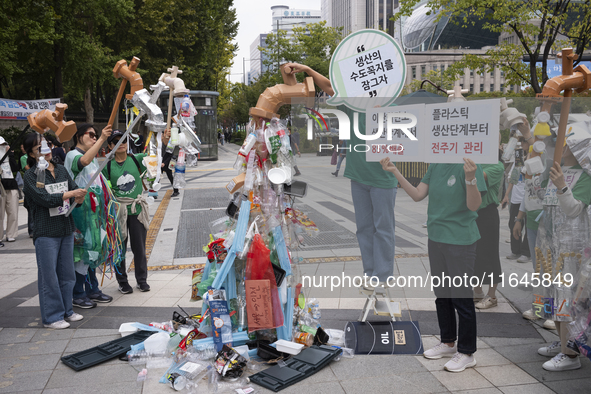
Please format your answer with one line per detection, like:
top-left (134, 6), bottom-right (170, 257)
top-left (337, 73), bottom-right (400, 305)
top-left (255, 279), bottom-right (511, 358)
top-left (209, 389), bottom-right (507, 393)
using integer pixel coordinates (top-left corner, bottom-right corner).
top-left (509, 203), bottom-right (529, 257)
top-left (163, 165), bottom-right (178, 192)
top-left (428, 239), bottom-right (478, 354)
top-left (474, 204), bottom-right (502, 285)
top-left (116, 215), bottom-right (148, 285)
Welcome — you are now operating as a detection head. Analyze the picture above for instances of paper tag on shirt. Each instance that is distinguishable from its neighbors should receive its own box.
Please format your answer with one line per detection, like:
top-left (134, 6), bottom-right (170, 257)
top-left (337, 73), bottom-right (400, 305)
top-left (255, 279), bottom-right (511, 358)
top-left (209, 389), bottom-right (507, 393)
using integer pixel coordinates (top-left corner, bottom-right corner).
top-left (45, 181), bottom-right (70, 216)
top-left (543, 168), bottom-right (582, 206)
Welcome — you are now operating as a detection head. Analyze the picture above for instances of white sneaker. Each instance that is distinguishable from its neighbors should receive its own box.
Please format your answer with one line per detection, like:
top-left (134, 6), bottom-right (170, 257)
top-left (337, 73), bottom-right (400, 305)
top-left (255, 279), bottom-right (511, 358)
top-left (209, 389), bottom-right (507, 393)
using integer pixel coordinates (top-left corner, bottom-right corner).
top-left (475, 296), bottom-right (498, 310)
top-left (522, 309), bottom-right (539, 320)
top-left (44, 320), bottom-right (70, 329)
top-left (506, 253), bottom-right (520, 260)
top-left (516, 255), bottom-right (531, 264)
top-left (65, 313), bottom-right (84, 322)
top-left (424, 342), bottom-right (457, 359)
top-left (444, 352), bottom-right (477, 372)
top-left (505, 239), bottom-right (511, 243)
top-left (473, 290), bottom-right (485, 302)
top-left (538, 341), bottom-right (561, 357)
top-left (543, 320), bottom-right (556, 330)
top-left (542, 353), bottom-right (581, 371)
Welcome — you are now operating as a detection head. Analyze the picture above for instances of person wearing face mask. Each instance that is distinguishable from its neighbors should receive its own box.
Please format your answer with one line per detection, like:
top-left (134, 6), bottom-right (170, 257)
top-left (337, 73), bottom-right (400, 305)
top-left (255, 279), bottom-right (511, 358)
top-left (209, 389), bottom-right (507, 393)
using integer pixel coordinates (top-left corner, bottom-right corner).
top-left (65, 124), bottom-right (115, 309)
top-left (22, 132), bottom-right (87, 329)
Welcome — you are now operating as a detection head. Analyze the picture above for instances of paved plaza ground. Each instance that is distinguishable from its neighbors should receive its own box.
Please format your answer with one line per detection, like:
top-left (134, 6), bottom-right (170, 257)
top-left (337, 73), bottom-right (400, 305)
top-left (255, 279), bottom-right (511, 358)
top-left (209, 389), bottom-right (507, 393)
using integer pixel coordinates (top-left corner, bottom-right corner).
top-left (1, 142), bottom-right (589, 393)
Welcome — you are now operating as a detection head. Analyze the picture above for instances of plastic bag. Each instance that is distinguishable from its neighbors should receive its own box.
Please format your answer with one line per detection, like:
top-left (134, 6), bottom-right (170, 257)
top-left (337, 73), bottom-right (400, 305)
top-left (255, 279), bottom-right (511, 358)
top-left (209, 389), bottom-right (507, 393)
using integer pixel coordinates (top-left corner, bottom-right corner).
top-left (244, 234), bottom-right (284, 331)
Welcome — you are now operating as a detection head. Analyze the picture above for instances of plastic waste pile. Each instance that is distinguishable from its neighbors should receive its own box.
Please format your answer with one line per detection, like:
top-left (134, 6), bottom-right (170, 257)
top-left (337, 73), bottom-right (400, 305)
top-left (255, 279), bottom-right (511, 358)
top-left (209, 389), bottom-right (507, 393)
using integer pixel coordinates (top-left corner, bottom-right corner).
top-left (121, 116), bottom-right (354, 391)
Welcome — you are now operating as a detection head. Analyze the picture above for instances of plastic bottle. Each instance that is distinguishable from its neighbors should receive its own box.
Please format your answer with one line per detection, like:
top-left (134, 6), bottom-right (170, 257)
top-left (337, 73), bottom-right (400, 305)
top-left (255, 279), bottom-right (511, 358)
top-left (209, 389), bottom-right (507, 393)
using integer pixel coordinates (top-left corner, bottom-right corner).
top-left (502, 137), bottom-right (518, 161)
top-left (36, 157), bottom-right (48, 188)
top-left (239, 132), bottom-right (257, 156)
top-left (171, 127), bottom-right (180, 146)
top-left (173, 150), bottom-right (186, 189)
top-left (181, 94), bottom-right (191, 117)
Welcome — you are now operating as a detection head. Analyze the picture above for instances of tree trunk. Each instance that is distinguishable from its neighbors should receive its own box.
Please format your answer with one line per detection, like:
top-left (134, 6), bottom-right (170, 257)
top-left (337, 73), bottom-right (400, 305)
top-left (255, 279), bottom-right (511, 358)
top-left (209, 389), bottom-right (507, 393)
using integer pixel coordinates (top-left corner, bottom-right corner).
top-left (54, 46), bottom-right (64, 98)
top-left (84, 86), bottom-right (94, 123)
top-left (529, 59), bottom-right (542, 93)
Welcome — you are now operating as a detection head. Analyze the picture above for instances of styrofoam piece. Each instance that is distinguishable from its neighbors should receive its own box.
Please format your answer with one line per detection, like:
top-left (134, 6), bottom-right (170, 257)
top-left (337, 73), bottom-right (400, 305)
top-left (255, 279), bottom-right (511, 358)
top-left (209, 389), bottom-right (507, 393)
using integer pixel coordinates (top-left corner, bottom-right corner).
top-left (274, 340), bottom-right (304, 355)
top-left (525, 156), bottom-right (544, 175)
top-left (324, 329), bottom-right (345, 346)
top-left (268, 168), bottom-right (287, 184)
top-left (119, 322), bottom-right (140, 337)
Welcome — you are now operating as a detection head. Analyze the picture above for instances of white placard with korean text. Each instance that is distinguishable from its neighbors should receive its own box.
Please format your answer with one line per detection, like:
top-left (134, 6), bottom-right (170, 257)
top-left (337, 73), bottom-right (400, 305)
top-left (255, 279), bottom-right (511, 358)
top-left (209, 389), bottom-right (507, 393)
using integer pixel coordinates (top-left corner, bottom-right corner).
top-left (328, 29), bottom-right (406, 112)
top-left (543, 167), bottom-right (583, 206)
top-left (424, 100), bottom-right (500, 164)
top-left (365, 104), bottom-right (425, 162)
top-left (45, 181), bottom-right (70, 217)
top-left (0, 98), bottom-right (61, 120)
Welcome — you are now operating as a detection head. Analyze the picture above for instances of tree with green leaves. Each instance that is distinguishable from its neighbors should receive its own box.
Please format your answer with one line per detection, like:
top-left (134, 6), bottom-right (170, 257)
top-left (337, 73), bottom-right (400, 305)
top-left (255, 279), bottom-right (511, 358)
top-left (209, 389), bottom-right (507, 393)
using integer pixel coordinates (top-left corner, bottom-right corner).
top-left (395, 0), bottom-right (591, 93)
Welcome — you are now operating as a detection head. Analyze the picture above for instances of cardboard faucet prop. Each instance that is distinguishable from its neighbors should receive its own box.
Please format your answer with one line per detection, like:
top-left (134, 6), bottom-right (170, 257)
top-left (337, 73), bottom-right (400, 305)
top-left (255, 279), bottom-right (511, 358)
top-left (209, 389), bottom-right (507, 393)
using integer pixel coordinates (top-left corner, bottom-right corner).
top-left (159, 66), bottom-right (190, 130)
top-left (535, 48), bottom-right (591, 164)
top-left (66, 60), bottom-right (167, 215)
top-left (27, 103), bottom-right (77, 142)
top-left (108, 57), bottom-right (143, 128)
top-left (249, 64), bottom-right (316, 123)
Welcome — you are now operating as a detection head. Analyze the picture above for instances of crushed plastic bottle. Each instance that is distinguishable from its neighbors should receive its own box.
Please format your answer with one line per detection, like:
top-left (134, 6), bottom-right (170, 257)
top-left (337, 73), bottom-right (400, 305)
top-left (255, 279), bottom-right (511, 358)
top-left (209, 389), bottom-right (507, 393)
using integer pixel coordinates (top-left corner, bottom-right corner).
top-left (181, 95), bottom-right (191, 117)
top-left (173, 150), bottom-right (186, 189)
top-left (36, 156), bottom-right (48, 188)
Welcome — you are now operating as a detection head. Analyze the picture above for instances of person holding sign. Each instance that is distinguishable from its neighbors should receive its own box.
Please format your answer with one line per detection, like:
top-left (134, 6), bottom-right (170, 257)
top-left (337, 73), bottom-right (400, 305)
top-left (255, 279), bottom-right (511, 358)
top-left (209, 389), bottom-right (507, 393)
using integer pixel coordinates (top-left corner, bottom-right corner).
top-left (531, 127), bottom-right (591, 372)
top-left (22, 132), bottom-right (87, 329)
top-left (381, 157), bottom-right (486, 372)
top-left (285, 62), bottom-right (399, 286)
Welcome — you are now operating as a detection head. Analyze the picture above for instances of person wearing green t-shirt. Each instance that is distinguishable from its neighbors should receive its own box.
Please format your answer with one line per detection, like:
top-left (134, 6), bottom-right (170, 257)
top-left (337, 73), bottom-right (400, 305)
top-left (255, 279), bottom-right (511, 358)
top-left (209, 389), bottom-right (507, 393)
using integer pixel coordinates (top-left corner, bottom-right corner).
top-left (102, 130), bottom-right (150, 294)
top-left (473, 159), bottom-right (505, 310)
top-left (284, 62), bottom-right (398, 284)
top-left (382, 156), bottom-right (487, 373)
top-left (66, 123), bottom-right (114, 309)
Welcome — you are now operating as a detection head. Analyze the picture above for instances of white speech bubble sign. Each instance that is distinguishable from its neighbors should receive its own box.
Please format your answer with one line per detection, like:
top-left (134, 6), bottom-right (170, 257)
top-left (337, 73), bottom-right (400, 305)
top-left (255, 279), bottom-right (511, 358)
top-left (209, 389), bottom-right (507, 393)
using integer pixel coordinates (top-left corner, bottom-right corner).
top-left (328, 29), bottom-right (407, 112)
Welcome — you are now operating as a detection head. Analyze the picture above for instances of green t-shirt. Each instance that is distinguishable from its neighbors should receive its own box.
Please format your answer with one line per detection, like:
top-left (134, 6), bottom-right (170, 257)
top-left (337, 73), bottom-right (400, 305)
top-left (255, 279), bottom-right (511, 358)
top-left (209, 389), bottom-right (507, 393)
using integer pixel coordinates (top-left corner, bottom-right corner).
top-left (479, 161), bottom-right (504, 209)
top-left (340, 106), bottom-right (398, 189)
top-left (101, 153), bottom-right (147, 215)
top-left (20, 154), bottom-right (27, 171)
top-left (421, 163), bottom-right (487, 245)
top-left (568, 165), bottom-right (591, 206)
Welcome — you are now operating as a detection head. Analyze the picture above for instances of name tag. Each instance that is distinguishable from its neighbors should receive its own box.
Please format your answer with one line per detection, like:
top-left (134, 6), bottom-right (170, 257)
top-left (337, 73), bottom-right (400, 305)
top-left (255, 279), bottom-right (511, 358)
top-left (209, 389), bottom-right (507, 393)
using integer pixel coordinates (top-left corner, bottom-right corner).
top-left (45, 181), bottom-right (70, 216)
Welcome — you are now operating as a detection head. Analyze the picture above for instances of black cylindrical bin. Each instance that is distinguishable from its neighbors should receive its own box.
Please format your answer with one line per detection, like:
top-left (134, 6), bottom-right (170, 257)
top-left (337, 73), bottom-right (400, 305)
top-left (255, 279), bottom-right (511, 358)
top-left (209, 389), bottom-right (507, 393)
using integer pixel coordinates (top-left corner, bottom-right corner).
top-left (344, 321), bottom-right (423, 355)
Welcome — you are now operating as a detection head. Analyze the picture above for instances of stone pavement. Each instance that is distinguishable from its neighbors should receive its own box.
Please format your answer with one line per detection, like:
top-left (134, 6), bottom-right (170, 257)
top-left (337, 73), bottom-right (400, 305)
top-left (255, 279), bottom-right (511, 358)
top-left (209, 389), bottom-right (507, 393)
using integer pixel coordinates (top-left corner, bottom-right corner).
top-left (1, 142), bottom-right (590, 393)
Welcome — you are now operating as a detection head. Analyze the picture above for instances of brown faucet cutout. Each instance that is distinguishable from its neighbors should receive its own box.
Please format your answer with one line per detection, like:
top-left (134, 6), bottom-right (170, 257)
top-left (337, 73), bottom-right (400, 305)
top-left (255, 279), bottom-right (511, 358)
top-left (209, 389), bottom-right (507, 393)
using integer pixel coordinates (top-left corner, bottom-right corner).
top-left (27, 103), bottom-right (77, 142)
top-left (249, 64), bottom-right (316, 124)
top-left (108, 57), bottom-right (143, 127)
top-left (536, 48), bottom-right (591, 164)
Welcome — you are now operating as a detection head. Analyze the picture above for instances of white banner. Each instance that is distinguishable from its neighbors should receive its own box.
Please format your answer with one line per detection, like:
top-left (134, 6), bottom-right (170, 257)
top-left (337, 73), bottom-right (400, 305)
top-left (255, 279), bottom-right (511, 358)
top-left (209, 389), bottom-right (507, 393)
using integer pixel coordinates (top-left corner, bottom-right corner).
top-left (0, 98), bottom-right (61, 120)
top-left (364, 100), bottom-right (500, 164)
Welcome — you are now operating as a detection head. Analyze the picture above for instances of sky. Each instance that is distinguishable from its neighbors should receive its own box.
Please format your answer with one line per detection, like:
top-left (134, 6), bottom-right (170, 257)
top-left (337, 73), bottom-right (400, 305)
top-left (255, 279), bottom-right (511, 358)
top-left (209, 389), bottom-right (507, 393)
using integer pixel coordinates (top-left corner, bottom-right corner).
top-left (228, 0), bottom-right (322, 84)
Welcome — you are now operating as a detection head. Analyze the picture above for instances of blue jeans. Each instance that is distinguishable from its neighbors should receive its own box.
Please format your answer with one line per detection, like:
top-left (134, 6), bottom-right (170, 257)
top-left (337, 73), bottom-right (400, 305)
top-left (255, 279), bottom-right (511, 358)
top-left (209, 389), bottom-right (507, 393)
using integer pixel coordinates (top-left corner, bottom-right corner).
top-left (428, 239), bottom-right (478, 354)
top-left (351, 181), bottom-right (397, 282)
top-left (73, 268), bottom-right (100, 299)
top-left (336, 155), bottom-right (346, 172)
top-left (34, 235), bottom-right (76, 325)
top-left (527, 227), bottom-right (538, 272)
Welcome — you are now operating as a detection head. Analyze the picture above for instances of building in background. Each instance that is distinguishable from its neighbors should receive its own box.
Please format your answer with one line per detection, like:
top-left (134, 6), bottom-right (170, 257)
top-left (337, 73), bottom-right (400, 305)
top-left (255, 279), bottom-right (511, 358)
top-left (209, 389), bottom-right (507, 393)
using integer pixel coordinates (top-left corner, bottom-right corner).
top-left (248, 33), bottom-right (268, 84)
top-left (248, 6), bottom-right (321, 84)
top-left (321, 0), bottom-right (397, 36)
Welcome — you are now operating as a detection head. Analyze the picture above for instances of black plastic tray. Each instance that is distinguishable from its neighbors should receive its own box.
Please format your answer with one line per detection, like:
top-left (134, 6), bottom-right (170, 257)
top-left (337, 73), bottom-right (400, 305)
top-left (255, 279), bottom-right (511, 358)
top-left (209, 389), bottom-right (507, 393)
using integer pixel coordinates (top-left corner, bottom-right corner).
top-left (272, 264), bottom-right (286, 287)
top-left (250, 345), bottom-right (342, 392)
top-left (61, 330), bottom-right (156, 371)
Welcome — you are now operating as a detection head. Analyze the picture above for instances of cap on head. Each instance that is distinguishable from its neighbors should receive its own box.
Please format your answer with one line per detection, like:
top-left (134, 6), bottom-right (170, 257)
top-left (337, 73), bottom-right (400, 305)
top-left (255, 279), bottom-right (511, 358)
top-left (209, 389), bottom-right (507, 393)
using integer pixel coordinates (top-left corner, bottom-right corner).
top-left (107, 130), bottom-right (125, 145)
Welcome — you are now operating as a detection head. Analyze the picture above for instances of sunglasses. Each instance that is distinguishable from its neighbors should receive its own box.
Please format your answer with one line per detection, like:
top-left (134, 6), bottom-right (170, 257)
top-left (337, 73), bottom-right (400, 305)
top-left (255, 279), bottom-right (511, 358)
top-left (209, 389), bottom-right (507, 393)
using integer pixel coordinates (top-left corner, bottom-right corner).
top-left (86, 132), bottom-right (97, 139)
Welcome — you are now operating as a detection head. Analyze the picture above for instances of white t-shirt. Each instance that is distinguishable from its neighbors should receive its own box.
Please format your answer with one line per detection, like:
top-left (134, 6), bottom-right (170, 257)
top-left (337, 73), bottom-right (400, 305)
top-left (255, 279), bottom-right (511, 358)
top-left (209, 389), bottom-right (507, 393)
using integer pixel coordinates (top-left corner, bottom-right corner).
top-left (509, 163), bottom-right (525, 205)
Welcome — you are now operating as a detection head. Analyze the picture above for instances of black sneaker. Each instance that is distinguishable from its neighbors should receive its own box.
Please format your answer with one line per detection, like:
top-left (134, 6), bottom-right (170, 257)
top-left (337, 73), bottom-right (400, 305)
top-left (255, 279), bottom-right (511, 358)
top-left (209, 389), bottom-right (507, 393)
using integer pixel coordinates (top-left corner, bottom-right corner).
top-left (88, 291), bottom-right (113, 303)
top-left (136, 283), bottom-right (151, 292)
top-left (171, 191), bottom-right (180, 197)
top-left (118, 283), bottom-right (134, 294)
top-left (73, 297), bottom-right (97, 309)
top-left (331, 172), bottom-right (338, 177)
